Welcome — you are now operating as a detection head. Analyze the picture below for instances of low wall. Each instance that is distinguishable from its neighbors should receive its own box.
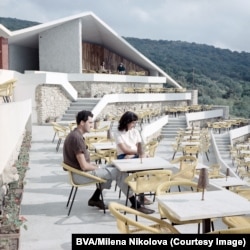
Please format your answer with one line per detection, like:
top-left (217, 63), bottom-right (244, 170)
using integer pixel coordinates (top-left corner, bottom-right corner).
top-left (0, 99), bottom-right (32, 184)
top-left (230, 125), bottom-right (250, 145)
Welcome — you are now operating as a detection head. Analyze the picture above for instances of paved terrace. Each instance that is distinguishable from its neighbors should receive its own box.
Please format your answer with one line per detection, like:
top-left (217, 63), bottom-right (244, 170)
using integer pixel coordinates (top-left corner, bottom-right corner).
top-left (20, 125), bottom-right (233, 250)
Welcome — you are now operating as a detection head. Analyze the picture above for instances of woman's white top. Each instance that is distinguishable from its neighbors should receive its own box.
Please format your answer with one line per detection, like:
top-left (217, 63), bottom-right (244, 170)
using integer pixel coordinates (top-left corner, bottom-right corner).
top-left (114, 128), bottom-right (141, 155)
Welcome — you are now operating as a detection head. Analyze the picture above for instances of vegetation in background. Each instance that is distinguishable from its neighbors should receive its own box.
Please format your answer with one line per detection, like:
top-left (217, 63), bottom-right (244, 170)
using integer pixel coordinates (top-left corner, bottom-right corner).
top-left (1, 17), bottom-right (249, 118)
top-left (124, 37), bottom-right (250, 119)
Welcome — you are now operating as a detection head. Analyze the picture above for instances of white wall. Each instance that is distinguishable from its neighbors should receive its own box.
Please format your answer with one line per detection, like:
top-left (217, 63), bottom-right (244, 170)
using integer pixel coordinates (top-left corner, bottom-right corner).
top-left (230, 125), bottom-right (250, 145)
top-left (0, 99), bottom-right (32, 176)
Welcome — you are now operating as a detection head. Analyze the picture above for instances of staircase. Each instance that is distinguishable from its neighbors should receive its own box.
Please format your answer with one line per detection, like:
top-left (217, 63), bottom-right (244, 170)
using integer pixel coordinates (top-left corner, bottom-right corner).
top-left (213, 132), bottom-right (235, 170)
top-left (161, 116), bottom-right (187, 139)
top-left (61, 98), bottom-right (100, 121)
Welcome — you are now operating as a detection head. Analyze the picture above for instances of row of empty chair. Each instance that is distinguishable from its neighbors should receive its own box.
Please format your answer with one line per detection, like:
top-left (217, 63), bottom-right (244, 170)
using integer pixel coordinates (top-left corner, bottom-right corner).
top-left (124, 87), bottom-right (187, 94)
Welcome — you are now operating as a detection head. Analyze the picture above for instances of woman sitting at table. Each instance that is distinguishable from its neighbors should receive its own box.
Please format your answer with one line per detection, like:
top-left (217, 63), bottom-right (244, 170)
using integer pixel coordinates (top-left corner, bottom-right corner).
top-left (114, 111), bottom-right (153, 207)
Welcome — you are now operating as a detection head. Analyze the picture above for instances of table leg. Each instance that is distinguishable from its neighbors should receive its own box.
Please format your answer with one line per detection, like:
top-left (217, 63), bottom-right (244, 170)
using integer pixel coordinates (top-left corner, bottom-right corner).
top-left (202, 218), bottom-right (211, 233)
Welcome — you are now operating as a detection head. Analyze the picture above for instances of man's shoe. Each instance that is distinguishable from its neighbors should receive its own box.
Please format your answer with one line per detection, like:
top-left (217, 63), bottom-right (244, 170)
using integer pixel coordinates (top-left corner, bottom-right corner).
top-left (139, 196), bottom-right (153, 205)
top-left (132, 206), bottom-right (155, 214)
top-left (143, 197), bottom-right (153, 205)
top-left (88, 199), bottom-right (108, 210)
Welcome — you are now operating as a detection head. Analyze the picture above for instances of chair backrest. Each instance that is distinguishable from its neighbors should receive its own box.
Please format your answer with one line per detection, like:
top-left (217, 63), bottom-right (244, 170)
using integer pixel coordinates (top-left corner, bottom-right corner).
top-left (183, 145), bottom-right (200, 156)
top-left (85, 135), bottom-right (108, 151)
top-left (208, 163), bottom-right (224, 178)
top-left (170, 163), bottom-right (197, 181)
top-left (96, 148), bottom-right (117, 164)
top-left (156, 180), bottom-right (200, 195)
top-left (125, 169), bottom-right (172, 194)
top-left (171, 155), bottom-right (197, 170)
top-left (222, 216), bottom-right (250, 228)
top-left (108, 202), bottom-right (180, 234)
top-left (51, 122), bottom-right (69, 136)
top-left (62, 162), bottom-right (106, 186)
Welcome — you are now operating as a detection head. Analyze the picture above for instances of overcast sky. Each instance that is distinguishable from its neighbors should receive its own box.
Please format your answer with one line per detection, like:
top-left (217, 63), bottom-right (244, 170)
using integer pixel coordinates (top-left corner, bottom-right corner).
top-left (1, 0), bottom-right (250, 53)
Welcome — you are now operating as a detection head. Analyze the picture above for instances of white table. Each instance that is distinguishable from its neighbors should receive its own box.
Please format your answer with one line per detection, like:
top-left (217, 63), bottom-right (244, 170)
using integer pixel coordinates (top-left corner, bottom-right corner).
top-left (210, 176), bottom-right (247, 190)
top-left (92, 142), bottom-right (116, 150)
top-left (112, 156), bottom-right (174, 172)
top-left (156, 189), bottom-right (250, 233)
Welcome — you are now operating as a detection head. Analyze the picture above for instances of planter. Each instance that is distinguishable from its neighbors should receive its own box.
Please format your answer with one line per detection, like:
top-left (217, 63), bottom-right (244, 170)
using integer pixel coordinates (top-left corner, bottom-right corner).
top-left (0, 131), bottom-right (30, 249)
top-left (0, 230), bottom-right (20, 250)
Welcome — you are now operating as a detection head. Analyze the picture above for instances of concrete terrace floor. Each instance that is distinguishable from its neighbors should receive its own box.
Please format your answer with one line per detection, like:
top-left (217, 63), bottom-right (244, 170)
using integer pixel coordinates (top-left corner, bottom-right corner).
top-left (19, 124), bottom-right (229, 250)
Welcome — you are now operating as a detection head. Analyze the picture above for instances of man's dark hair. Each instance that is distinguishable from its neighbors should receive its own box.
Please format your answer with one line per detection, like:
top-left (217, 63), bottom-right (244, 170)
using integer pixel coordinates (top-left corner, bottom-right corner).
top-left (118, 111), bottom-right (138, 131)
top-left (76, 110), bottom-right (93, 125)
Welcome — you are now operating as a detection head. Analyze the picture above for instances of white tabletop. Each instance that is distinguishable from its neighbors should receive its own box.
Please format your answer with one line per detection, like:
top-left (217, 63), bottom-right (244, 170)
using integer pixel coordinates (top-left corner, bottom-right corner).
top-left (181, 141), bottom-right (200, 146)
top-left (209, 176), bottom-right (247, 189)
top-left (92, 142), bottom-right (116, 150)
top-left (156, 189), bottom-right (250, 233)
top-left (112, 156), bottom-right (173, 172)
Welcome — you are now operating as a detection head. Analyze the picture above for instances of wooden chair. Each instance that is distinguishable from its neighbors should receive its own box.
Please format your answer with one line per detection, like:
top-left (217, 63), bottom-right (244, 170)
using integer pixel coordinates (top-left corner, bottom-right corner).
top-left (108, 202), bottom-right (180, 234)
top-left (62, 163), bottom-right (107, 216)
top-left (124, 169), bottom-right (172, 209)
top-left (156, 180), bottom-right (214, 234)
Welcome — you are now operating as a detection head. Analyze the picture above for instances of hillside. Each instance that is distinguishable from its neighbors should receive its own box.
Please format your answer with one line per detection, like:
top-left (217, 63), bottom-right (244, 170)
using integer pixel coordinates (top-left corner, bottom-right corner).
top-left (1, 17), bottom-right (250, 118)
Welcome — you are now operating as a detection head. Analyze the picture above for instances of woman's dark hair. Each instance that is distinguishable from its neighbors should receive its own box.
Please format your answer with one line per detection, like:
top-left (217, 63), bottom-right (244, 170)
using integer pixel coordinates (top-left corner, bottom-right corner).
top-left (76, 110), bottom-right (93, 125)
top-left (118, 111), bottom-right (138, 131)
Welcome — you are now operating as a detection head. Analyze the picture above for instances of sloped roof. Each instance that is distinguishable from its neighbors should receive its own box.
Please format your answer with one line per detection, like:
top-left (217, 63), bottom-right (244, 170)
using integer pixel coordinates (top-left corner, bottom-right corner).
top-left (2, 12), bottom-right (181, 87)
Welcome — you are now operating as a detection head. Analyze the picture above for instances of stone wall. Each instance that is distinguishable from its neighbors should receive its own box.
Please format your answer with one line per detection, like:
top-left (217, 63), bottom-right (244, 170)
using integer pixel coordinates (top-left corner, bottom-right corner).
top-left (35, 84), bottom-right (71, 124)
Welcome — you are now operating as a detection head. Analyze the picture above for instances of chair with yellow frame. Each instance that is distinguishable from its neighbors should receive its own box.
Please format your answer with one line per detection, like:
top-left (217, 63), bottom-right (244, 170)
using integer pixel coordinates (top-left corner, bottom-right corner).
top-left (62, 162), bottom-right (107, 216)
top-left (207, 163), bottom-right (225, 179)
top-left (51, 122), bottom-right (70, 151)
top-left (222, 215), bottom-right (250, 229)
top-left (124, 169), bottom-right (173, 210)
top-left (108, 202), bottom-right (180, 234)
top-left (170, 155), bottom-right (198, 191)
top-left (0, 78), bottom-right (17, 103)
top-left (95, 148), bottom-right (117, 164)
top-left (144, 140), bottom-right (159, 157)
top-left (156, 179), bottom-right (214, 234)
